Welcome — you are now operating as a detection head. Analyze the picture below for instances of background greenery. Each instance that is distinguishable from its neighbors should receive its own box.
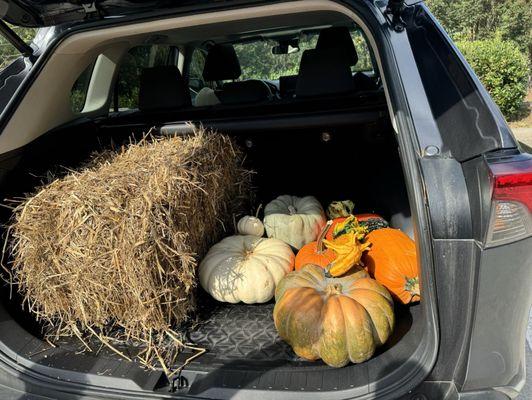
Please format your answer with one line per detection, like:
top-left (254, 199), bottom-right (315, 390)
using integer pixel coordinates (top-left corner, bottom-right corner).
top-left (457, 38), bottom-right (529, 117)
top-left (425, 0), bottom-right (531, 119)
top-left (0, 25), bottom-right (35, 70)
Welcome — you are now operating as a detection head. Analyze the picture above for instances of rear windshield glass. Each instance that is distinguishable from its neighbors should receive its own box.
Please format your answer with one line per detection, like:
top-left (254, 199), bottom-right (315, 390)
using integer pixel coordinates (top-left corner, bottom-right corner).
top-left (234, 33), bottom-right (319, 80)
top-left (233, 29), bottom-right (373, 81)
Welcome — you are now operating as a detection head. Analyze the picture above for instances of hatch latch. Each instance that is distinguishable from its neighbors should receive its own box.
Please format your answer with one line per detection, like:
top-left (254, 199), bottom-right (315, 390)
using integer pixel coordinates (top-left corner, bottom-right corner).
top-left (385, 0), bottom-right (406, 32)
top-left (81, 1), bottom-right (103, 21)
top-left (81, 2), bottom-right (97, 13)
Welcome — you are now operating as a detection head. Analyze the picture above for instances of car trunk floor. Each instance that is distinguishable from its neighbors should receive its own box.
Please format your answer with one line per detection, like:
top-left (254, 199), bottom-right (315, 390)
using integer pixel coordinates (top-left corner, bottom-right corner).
top-left (37, 298), bottom-right (418, 372)
top-left (0, 116), bottom-right (422, 393)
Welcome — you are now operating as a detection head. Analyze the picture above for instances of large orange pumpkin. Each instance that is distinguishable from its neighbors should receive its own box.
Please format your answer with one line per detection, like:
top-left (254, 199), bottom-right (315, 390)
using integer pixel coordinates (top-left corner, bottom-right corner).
top-left (273, 264), bottom-right (394, 367)
top-left (295, 221), bottom-right (335, 270)
top-left (363, 228), bottom-right (420, 304)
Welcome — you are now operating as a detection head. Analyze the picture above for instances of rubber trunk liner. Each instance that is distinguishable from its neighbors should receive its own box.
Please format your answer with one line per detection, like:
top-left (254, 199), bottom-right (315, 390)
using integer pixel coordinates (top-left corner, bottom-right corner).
top-left (186, 300), bottom-right (417, 369)
top-left (188, 302), bottom-right (299, 363)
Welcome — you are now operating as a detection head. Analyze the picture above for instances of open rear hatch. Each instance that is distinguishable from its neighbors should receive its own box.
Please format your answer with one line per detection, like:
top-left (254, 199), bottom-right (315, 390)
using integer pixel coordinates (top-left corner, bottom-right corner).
top-left (0, 0), bottom-right (221, 27)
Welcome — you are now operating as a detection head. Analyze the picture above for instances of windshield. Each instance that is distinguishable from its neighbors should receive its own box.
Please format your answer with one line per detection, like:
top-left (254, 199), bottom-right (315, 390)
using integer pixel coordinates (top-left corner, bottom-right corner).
top-left (233, 29), bottom-right (374, 81)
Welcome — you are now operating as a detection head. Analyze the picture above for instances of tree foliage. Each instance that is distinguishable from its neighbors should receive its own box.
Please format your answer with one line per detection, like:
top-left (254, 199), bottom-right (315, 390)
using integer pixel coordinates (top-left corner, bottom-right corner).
top-left (425, 0), bottom-right (532, 60)
top-left (426, 0), bottom-right (530, 119)
top-left (0, 26), bottom-right (36, 70)
top-left (457, 38), bottom-right (529, 118)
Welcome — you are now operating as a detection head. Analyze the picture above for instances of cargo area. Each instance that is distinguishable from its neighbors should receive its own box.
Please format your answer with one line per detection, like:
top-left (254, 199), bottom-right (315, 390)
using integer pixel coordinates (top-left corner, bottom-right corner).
top-left (0, 109), bottom-right (428, 397)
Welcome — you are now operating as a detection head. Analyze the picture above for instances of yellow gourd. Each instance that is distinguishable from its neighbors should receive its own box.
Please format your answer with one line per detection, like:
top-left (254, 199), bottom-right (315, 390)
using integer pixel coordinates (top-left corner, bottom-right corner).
top-left (323, 231), bottom-right (371, 277)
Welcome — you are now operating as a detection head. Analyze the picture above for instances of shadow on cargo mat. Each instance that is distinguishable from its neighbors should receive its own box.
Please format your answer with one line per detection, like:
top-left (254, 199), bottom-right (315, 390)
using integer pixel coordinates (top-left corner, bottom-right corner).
top-left (184, 302), bottom-right (416, 396)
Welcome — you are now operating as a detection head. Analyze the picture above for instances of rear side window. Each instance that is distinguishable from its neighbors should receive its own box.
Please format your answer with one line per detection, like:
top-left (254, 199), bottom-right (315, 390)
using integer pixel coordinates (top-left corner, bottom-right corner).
top-left (351, 30), bottom-right (373, 72)
top-left (70, 62), bottom-right (96, 113)
top-left (188, 49), bottom-right (207, 92)
top-left (113, 45), bottom-right (178, 111)
top-left (0, 26), bottom-right (36, 72)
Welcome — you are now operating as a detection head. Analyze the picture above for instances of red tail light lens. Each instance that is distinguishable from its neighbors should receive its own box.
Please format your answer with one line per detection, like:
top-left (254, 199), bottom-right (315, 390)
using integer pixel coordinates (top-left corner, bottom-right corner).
top-left (486, 157), bottom-right (532, 247)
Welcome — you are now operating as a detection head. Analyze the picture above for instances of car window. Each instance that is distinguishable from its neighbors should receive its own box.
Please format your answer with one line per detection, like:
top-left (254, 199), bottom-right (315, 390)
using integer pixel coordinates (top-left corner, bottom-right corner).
top-left (0, 26), bottom-right (36, 72)
top-left (351, 30), bottom-right (373, 72)
top-left (188, 48), bottom-right (207, 92)
top-left (234, 33), bottom-right (319, 81)
top-left (70, 62), bottom-right (96, 113)
top-left (231, 28), bottom-right (374, 81)
top-left (113, 45), bottom-right (177, 111)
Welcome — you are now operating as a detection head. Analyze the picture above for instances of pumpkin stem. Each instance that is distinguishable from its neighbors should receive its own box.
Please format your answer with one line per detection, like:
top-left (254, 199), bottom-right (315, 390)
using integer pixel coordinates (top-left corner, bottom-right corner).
top-left (255, 203), bottom-right (263, 218)
top-left (317, 220), bottom-right (333, 254)
top-left (287, 205), bottom-right (297, 215)
top-left (405, 277), bottom-right (420, 302)
top-left (325, 283), bottom-right (343, 296)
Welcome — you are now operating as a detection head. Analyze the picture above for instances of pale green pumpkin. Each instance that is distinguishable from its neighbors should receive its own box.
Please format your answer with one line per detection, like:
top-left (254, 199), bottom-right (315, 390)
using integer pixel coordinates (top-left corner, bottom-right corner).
top-left (273, 264), bottom-right (394, 367)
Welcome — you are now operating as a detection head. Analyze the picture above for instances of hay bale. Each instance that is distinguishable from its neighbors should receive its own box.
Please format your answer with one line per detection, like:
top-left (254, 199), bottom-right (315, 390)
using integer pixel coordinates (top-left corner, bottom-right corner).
top-left (7, 127), bottom-right (251, 372)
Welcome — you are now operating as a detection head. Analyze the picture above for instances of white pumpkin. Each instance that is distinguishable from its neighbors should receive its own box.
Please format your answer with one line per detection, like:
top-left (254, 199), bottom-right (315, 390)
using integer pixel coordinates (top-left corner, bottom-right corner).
top-left (199, 235), bottom-right (295, 304)
top-left (237, 216), bottom-right (264, 237)
top-left (263, 195), bottom-right (326, 249)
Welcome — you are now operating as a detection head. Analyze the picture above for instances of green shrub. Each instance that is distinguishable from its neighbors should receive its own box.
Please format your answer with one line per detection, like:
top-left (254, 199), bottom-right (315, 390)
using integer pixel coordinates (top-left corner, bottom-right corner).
top-left (456, 38), bottom-right (529, 119)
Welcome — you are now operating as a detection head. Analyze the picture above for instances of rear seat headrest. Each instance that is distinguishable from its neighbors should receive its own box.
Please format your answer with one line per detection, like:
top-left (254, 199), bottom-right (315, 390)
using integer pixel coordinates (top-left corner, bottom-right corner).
top-left (203, 44), bottom-right (242, 81)
top-left (139, 65), bottom-right (190, 111)
top-left (316, 26), bottom-right (358, 66)
top-left (295, 49), bottom-right (354, 98)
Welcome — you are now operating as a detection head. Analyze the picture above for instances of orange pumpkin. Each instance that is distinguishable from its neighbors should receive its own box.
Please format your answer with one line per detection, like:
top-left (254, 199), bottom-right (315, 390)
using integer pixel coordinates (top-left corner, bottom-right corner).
top-left (363, 228), bottom-right (420, 304)
top-left (295, 221), bottom-right (335, 270)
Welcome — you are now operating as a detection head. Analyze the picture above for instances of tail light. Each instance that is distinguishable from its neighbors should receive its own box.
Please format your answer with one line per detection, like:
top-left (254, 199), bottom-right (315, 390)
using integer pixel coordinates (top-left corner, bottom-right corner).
top-left (486, 156), bottom-right (532, 247)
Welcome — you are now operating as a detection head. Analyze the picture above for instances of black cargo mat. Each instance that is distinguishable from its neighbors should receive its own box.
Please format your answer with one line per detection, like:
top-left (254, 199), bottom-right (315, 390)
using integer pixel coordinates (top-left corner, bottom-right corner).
top-left (188, 302), bottom-right (299, 363)
top-left (185, 300), bottom-right (417, 370)
top-left (4, 288), bottom-right (419, 377)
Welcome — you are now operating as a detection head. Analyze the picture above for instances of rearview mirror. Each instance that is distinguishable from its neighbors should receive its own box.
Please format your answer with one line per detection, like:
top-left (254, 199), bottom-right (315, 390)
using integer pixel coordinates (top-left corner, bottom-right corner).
top-left (272, 41), bottom-right (299, 55)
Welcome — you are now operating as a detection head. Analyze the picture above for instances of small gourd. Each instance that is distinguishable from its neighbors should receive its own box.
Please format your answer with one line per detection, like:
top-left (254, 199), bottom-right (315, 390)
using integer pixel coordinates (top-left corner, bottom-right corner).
top-left (327, 200), bottom-right (354, 219)
top-left (323, 230), bottom-right (371, 277)
top-left (237, 216), bottom-right (264, 237)
top-left (327, 214), bottom-right (387, 240)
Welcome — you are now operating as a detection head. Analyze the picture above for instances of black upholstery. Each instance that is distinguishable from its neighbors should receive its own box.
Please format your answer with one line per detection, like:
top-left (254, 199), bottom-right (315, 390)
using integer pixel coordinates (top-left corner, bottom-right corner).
top-left (316, 26), bottom-right (358, 66)
top-left (353, 71), bottom-right (377, 91)
top-left (203, 44), bottom-right (242, 81)
top-left (199, 43), bottom-right (272, 105)
top-left (279, 75), bottom-right (298, 99)
top-left (295, 49), bottom-right (354, 98)
top-left (218, 80), bottom-right (272, 104)
top-left (138, 66), bottom-right (190, 111)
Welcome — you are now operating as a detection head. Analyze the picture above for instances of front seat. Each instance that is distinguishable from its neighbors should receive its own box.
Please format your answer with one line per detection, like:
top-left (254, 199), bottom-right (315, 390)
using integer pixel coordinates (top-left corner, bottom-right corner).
top-left (195, 44), bottom-right (272, 106)
top-left (295, 48), bottom-right (355, 98)
top-left (315, 26), bottom-right (377, 92)
top-left (138, 65), bottom-right (191, 111)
